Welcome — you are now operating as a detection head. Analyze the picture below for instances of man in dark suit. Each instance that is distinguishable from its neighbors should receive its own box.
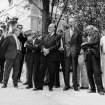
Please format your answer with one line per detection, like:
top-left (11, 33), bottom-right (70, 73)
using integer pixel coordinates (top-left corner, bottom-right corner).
top-left (63, 18), bottom-right (82, 91)
top-left (1, 28), bottom-right (21, 88)
top-left (36, 23), bottom-right (61, 91)
top-left (17, 25), bottom-right (27, 82)
top-left (0, 28), bottom-right (5, 83)
top-left (25, 31), bottom-right (41, 89)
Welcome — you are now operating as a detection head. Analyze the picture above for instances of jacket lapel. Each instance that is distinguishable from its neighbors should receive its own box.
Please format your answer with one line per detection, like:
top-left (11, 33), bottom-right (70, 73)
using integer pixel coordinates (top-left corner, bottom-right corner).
top-left (70, 28), bottom-right (78, 41)
top-left (65, 29), bottom-right (71, 42)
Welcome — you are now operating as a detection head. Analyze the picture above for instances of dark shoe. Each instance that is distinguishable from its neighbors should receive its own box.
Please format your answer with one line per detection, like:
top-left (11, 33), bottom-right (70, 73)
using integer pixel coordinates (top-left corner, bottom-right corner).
top-left (88, 90), bottom-right (96, 93)
top-left (98, 91), bottom-right (105, 95)
top-left (49, 87), bottom-right (53, 91)
top-left (14, 85), bottom-right (18, 88)
top-left (103, 88), bottom-right (105, 93)
top-left (23, 82), bottom-right (28, 85)
top-left (33, 88), bottom-right (43, 91)
top-left (0, 81), bottom-right (3, 84)
top-left (80, 87), bottom-right (89, 89)
top-left (26, 85), bottom-right (33, 89)
top-left (2, 84), bottom-right (7, 88)
top-left (18, 79), bottom-right (22, 83)
top-left (55, 85), bottom-right (60, 88)
top-left (74, 87), bottom-right (79, 91)
top-left (63, 86), bottom-right (71, 91)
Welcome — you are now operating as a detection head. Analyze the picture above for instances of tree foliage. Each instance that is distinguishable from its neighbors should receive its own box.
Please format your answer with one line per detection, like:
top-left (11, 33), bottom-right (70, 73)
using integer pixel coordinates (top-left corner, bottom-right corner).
top-left (27, 0), bottom-right (105, 33)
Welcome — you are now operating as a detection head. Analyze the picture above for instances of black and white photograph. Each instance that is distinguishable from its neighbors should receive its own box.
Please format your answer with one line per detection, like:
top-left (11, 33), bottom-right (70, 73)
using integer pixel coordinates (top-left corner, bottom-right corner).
top-left (0, 0), bottom-right (105, 105)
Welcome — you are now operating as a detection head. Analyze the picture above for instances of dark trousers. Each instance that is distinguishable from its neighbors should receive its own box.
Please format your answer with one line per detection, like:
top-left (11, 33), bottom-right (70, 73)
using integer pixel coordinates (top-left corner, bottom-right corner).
top-left (72, 55), bottom-right (79, 88)
top-left (54, 51), bottom-right (65, 86)
top-left (3, 54), bottom-right (20, 85)
top-left (18, 52), bottom-right (25, 80)
top-left (48, 60), bottom-right (59, 88)
top-left (26, 52), bottom-right (40, 88)
top-left (37, 54), bottom-right (47, 88)
top-left (0, 58), bottom-right (5, 82)
top-left (85, 53), bottom-right (104, 92)
top-left (64, 54), bottom-right (79, 88)
top-left (38, 52), bottom-right (60, 89)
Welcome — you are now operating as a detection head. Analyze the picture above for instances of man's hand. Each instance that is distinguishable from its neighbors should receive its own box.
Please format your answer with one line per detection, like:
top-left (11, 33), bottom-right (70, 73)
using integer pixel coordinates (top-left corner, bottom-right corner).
top-left (81, 42), bottom-right (88, 46)
top-left (43, 48), bottom-right (49, 56)
top-left (59, 47), bottom-right (64, 51)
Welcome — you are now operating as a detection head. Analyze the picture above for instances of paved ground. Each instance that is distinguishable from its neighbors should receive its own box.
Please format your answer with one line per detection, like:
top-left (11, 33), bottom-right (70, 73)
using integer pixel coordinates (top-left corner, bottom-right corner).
top-left (0, 63), bottom-right (105, 105)
top-left (0, 82), bottom-right (105, 105)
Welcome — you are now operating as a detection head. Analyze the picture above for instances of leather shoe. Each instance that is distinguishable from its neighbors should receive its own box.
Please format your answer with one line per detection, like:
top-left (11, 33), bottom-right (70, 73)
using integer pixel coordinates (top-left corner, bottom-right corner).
top-left (33, 88), bottom-right (43, 91)
top-left (49, 87), bottom-right (53, 91)
top-left (88, 90), bottom-right (96, 93)
top-left (80, 87), bottom-right (89, 89)
top-left (23, 82), bottom-right (28, 85)
top-left (18, 79), bottom-right (22, 83)
top-left (2, 84), bottom-right (7, 88)
top-left (63, 86), bottom-right (71, 91)
top-left (26, 85), bottom-right (33, 89)
top-left (98, 91), bottom-right (105, 95)
top-left (14, 84), bottom-right (18, 88)
top-left (55, 85), bottom-right (60, 88)
top-left (74, 87), bottom-right (79, 91)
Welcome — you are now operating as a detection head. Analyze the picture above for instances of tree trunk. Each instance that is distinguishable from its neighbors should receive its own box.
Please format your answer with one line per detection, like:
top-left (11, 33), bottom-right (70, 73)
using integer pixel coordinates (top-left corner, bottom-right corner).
top-left (42, 0), bottom-right (51, 36)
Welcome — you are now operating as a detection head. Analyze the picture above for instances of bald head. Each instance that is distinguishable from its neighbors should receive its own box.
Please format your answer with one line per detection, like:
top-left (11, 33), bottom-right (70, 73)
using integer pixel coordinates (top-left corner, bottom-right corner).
top-left (68, 18), bottom-right (76, 28)
top-left (48, 23), bottom-right (56, 34)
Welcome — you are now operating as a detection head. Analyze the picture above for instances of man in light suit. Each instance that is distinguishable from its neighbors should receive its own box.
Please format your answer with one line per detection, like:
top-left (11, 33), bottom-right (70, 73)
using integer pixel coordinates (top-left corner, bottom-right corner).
top-left (63, 18), bottom-right (82, 91)
top-left (0, 27), bottom-right (21, 88)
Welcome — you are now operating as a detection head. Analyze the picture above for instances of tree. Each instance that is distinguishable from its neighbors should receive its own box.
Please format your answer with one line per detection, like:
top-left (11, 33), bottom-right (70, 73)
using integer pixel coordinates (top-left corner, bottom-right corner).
top-left (28, 0), bottom-right (69, 35)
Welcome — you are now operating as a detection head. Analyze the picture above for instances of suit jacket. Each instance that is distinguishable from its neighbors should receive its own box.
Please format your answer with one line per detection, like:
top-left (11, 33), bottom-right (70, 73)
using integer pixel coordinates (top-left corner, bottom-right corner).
top-left (40, 32), bottom-right (61, 62)
top-left (63, 27), bottom-right (82, 57)
top-left (0, 36), bottom-right (4, 47)
top-left (0, 36), bottom-right (5, 64)
top-left (18, 32), bottom-right (27, 54)
top-left (40, 33), bottom-right (61, 51)
top-left (81, 31), bottom-right (100, 59)
top-left (0, 34), bottom-right (17, 59)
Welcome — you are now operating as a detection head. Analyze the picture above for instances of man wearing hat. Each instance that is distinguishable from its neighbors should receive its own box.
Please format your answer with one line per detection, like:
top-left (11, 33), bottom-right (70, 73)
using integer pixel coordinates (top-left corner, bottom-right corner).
top-left (0, 28), bottom-right (21, 88)
top-left (7, 16), bottom-right (18, 33)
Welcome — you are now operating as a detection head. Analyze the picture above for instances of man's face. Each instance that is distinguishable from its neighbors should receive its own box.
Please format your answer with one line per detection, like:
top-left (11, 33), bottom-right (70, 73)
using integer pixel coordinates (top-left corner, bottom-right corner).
top-left (17, 25), bottom-right (22, 31)
top-left (57, 30), bottom-right (63, 36)
top-left (15, 29), bottom-right (20, 37)
top-left (27, 35), bottom-right (33, 41)
top-left (48, 24), bottom-right (55, 33)
top-left (68, 18), bottom-right (76, 28)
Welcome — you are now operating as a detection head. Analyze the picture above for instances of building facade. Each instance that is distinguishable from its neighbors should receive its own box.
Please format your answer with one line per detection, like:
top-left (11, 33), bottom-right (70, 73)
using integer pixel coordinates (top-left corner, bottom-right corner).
top-left (0, 0), bottom-right (42, 32)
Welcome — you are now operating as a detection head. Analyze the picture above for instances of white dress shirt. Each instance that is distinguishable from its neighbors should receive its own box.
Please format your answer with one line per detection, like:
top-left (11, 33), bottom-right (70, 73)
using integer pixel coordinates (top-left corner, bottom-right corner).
top-left (69, 27), bottom-right (74, 39)
top-left (13, 34), bottom-right (21, 50)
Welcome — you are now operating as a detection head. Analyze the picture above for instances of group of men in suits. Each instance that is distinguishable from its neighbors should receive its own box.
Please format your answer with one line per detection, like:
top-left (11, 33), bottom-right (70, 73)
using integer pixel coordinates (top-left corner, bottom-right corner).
top-left (0, 16), bottom-right (88, 91)
top-left (23, 18), bottom-right (82, 91)
top-left (0, 16), bottom-right (104, 95)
